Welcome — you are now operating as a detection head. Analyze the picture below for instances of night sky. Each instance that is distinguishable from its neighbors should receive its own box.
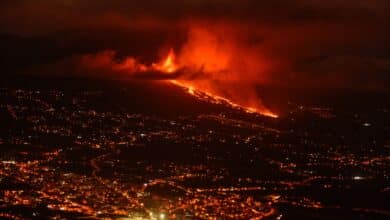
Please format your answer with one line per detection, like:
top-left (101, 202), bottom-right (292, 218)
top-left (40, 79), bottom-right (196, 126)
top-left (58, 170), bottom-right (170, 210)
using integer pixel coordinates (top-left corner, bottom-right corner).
top-left (1, 0), bottom-right (389, 90)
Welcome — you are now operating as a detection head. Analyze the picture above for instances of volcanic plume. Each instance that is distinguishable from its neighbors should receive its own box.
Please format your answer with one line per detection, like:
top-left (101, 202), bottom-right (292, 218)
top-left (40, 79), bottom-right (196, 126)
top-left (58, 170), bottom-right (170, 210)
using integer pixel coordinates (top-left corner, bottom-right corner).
top-left (136, 26), bottom-right (278, 118)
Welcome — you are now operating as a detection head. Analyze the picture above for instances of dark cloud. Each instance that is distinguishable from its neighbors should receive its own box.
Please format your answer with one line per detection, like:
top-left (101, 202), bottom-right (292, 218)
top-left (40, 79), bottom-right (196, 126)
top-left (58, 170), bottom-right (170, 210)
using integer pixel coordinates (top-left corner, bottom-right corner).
top-left (1, 0), bottom-right (389, 90)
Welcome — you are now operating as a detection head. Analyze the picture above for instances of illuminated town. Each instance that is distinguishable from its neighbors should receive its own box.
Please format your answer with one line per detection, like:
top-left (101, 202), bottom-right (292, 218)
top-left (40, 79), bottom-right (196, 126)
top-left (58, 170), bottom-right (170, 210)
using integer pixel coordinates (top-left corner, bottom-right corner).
top-left (0, 85), bottom-right (388, 219)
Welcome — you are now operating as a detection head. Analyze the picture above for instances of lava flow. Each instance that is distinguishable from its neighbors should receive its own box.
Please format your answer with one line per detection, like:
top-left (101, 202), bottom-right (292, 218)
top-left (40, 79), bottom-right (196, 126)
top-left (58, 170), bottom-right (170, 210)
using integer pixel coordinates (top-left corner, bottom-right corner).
top-left (153, 49), bottom-right (278, 118)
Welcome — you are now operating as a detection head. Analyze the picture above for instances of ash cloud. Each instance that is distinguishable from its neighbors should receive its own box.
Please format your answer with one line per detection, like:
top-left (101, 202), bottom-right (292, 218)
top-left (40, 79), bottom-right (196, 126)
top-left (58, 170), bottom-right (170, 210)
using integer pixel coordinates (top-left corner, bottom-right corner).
top-left (1, 0), bottom-right (389, 90)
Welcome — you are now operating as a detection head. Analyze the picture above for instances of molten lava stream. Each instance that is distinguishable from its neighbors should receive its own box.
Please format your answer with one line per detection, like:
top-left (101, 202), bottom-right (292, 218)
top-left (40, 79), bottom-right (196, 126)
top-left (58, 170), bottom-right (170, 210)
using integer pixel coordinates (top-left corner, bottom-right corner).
top-left (156, 49), bottom-right (278, 118)
top-left (170, 80), bottom-right (278, 118)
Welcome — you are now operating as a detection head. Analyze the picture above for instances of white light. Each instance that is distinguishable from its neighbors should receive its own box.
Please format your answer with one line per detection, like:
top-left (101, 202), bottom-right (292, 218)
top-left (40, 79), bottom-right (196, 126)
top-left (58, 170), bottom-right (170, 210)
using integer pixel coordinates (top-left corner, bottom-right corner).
top-left (159, 213), bottom-right (165, 219)
top-left (363, 122), bottom-right (371, 127)
top-left (353, 176), bottom-right (363, 180)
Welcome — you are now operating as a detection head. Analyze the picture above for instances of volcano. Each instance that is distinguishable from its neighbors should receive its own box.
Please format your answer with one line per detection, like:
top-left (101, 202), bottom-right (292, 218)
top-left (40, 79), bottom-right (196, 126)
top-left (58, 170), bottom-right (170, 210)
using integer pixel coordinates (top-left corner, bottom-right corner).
top-left (119, 48), bottom-right (279, 118)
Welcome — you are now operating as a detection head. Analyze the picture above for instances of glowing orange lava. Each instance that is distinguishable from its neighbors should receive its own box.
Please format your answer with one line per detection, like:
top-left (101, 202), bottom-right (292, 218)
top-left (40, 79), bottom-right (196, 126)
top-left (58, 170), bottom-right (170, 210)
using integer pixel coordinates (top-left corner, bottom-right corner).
top-left (156, 50), bottom-right (278, 118)
top-left (153, 49), bottom-right (178, 73)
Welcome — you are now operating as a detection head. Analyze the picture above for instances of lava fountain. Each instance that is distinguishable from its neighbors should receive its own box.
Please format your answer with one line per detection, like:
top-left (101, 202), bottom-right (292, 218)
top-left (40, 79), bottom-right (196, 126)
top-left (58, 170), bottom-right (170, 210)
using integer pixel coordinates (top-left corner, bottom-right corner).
top-left (152, 49), bottom-right (278, 118)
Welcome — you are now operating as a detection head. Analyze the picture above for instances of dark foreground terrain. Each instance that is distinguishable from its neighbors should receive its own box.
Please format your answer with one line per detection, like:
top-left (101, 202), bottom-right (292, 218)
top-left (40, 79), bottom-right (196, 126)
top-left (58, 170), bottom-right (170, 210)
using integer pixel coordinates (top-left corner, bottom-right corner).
top-left (0, 78), bottom-right (389, 219)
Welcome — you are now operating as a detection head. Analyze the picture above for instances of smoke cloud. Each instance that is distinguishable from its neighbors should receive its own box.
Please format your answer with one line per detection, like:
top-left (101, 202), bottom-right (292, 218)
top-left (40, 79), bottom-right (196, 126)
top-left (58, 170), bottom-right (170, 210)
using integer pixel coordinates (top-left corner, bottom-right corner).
top-left (1, 0), bottom-right (389, 91)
